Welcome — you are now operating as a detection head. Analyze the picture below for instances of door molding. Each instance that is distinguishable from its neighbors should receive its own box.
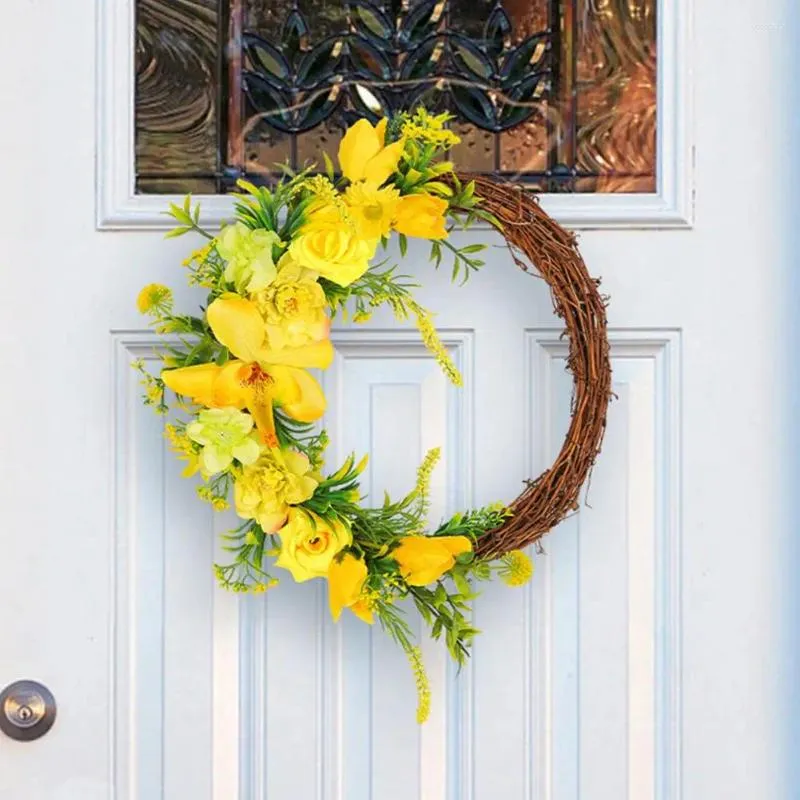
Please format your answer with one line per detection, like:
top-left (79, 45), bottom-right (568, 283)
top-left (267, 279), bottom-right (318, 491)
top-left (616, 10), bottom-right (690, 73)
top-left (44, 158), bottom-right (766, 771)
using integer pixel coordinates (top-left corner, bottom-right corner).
top-left (96, 0), bottom-right (694, 231)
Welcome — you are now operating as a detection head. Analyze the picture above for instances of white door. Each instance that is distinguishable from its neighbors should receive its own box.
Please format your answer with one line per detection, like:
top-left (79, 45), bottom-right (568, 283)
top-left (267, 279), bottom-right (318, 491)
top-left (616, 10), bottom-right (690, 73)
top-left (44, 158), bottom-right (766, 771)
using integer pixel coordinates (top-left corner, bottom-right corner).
top-left (0, 0), bottom-right (793, 798)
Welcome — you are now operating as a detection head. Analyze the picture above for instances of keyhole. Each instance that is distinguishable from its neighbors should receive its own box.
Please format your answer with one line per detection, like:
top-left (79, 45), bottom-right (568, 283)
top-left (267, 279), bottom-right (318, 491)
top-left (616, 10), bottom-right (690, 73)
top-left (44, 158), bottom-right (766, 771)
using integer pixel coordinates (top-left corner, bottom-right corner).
top-left (16, 706), bottom-right (33, 723)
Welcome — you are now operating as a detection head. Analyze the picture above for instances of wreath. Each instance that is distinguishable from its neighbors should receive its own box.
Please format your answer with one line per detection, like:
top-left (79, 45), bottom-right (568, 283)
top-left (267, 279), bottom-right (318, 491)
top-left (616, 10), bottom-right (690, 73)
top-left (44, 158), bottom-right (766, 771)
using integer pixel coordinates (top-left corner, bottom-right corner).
top-left (135, 109), bottom-right (611, 722)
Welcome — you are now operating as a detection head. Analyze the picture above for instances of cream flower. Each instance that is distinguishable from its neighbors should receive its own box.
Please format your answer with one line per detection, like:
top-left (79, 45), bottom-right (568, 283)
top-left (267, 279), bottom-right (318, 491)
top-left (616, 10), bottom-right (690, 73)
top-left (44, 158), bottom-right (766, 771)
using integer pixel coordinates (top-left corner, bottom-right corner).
top-left (216, 222), bottom-right (283, 293)
top-left (185, 407), bottom-right (261, 475)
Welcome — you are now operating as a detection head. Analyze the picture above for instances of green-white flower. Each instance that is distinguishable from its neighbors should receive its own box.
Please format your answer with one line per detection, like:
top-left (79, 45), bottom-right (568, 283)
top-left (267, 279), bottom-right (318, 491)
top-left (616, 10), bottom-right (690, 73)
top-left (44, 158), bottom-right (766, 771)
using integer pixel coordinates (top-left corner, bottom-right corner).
top-left (185, 408), bottom-right (261, 475)
top-left (216, 222), bottom-right (282, 294)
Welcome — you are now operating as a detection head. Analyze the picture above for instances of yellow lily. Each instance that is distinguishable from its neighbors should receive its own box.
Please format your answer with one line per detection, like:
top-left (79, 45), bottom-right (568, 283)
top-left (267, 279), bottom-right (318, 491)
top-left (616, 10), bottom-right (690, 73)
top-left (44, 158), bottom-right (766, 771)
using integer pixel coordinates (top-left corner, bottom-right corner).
top-left (338, 118), bottom-right (405, 186)
top-left (328, 553), bottom-right (374, 624)
top-left (392, 535), bottom-right (472, 586)
top-left (161, 295), bottom-right (333, 448)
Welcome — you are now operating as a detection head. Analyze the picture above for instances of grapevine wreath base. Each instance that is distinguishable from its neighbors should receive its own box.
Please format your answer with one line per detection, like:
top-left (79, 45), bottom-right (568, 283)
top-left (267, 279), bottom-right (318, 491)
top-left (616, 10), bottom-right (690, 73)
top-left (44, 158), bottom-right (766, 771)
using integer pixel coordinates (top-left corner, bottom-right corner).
top-left (135, 111), bottom-right (612, 722)
top-left (465, 176), bottom-right (612, 559)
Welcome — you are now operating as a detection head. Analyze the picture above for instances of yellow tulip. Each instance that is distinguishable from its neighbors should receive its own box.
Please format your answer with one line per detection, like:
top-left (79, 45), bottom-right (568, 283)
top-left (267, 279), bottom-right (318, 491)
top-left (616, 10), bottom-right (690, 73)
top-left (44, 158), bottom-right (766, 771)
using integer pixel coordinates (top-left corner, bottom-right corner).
top-left (392, 535), bottom-right (472, 586)
top-left (161, 295), bottom-right (333, 447)
top-left (393, 193), bottom-right (449, 240)
top-left (338, 118), bottom-right (405, 186)
top-left (328, 553), bottom-right (374, 624)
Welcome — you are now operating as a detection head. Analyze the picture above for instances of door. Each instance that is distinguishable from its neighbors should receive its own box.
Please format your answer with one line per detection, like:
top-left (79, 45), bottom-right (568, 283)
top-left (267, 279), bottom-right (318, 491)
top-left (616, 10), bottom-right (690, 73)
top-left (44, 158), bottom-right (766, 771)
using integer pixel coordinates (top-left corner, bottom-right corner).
top-left (0, 0), bottom-right (793, 798)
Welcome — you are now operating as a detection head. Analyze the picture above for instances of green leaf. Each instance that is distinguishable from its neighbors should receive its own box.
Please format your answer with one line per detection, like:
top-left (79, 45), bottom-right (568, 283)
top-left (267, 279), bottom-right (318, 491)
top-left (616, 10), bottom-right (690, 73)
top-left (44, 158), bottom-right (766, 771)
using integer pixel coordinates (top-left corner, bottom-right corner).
top-left (164, 226), bottom-right (190, 239)
top-left (453, 572), bottom-right (471, 596)
top-left (423, 181), bottom-right (454, 198)
top-left (433, 584), bottom-right (448, 607)
top-left (398, 233), bottom-right (408, 258)
top-left (215, 347), bottom-right (230, 366)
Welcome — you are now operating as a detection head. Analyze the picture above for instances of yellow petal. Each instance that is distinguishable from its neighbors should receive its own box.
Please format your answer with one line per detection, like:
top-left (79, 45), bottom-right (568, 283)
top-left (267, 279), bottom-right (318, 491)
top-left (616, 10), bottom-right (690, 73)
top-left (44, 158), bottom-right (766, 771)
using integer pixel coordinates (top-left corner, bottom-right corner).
top-left (375, 117), bottom-right (388, 145)
top-left (161, 363), bottom-right (220, 406)
top-left (392, 536), bottom-right (462, 586)
top-left (328, 553), bottom-right (367, 621)
top-left (273, 366), bottom-right (327, 423)
top-left (350, 600), bottom-right (374, 624)
top-left (207, 295), bottom-right (266, 363)
top-left (248, 390), bottom-right (279, 449)
top-left (338, 119), bottom-right (381, 183)
top-left (436, 536), bottom-right (472, 557)
top-left (363, 138), bottom-right (405, 186)
top-left (260, 338), bottom-right (334, 370)
top-left (162, 361), bottom-right (248, 408)
top-left (208, 361), bottom-right (250, 407)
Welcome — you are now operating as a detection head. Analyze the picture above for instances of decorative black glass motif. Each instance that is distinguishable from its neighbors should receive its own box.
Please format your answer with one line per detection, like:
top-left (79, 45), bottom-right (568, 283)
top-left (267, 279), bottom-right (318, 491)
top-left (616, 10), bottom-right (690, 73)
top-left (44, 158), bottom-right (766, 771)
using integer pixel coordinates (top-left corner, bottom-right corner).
top-left (134, 0), bottom-right (657, 194)
top-left (240, 1), bottom-right (551, 136)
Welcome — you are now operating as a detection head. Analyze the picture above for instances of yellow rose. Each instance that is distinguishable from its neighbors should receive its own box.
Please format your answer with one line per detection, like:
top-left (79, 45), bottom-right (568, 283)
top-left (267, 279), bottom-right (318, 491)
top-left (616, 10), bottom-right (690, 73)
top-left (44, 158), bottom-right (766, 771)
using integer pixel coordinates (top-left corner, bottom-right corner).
top-left (234, 449), bottom-right (318, 532)
top-left (391, 535), bottom-right (472, 586)
top-left (276, 508), bottom-right (352, 582)
top-left (289, 207), bottom-right (377, 287)
top-left (251, 255), bottom-right (330, 350)
top-left (328, 553), bottom-right (374, 624)
top-left (393, 193), bottom-right (449, 240)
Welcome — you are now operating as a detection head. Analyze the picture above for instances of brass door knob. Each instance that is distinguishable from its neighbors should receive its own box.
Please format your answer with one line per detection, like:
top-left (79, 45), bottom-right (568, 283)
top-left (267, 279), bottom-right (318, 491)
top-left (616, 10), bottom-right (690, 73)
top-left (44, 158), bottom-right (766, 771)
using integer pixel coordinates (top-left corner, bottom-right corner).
top-left (0, 681), bottom-right (56, 742)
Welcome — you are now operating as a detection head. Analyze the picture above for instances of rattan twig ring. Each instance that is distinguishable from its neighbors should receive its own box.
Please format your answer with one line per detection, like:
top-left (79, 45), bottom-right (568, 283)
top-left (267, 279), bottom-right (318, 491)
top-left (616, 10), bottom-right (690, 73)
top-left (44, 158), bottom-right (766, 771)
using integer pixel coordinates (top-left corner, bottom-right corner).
top-left (459, 176), bottom-right (613, 559)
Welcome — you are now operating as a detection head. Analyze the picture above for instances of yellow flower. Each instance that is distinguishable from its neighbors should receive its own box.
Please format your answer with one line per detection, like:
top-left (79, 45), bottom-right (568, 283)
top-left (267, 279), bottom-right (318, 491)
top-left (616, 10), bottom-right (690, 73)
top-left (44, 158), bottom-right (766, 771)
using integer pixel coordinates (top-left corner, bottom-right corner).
top-left (250, 255), bottom-right (330, 350)
top-left (499, 550), bottom-right (534, 587)
top-left (185, 407), bottom-right (261, 475)
top-left (234, 449), bottom-right (318, 532)
top-left (164, 423), bottom-right (201, 477)
top-left (290, 206), bottom-right (377, 287)
top-left (161, 295), bottom-right (332, 447)
top-left (392, 535), bottom-right (472, 586)
top-left (137, 284), bottom-right (173, 315)
top-left (407, 645), bottom-right (431, 724)
top-left (328, 553), bottom-right (374, 623)
top-left (400, 108), bottom-right (461, 148)
top-left (412, 303), bottom-right (462, 385)
top-left (276, 508), bottom-right (352, 581)
top-left (394, 193), bottom-right (449, 240)
top-left (338, 118), bottom-right (405, 185)
top-left (344, 181), bottom-right (401, 239)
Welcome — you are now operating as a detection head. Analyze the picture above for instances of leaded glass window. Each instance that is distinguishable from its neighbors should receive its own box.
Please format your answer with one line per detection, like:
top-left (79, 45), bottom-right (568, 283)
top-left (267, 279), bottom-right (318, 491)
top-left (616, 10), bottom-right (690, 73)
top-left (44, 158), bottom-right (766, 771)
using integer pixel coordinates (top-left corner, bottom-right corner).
top-left (135, 0), bottom-right (656, 194)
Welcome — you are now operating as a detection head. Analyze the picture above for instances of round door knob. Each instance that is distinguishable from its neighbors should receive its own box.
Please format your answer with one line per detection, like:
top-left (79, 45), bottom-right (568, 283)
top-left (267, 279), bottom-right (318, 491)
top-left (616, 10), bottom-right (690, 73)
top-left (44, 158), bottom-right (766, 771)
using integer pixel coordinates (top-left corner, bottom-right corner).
top-left (0, 681), bottom-right (56, 742)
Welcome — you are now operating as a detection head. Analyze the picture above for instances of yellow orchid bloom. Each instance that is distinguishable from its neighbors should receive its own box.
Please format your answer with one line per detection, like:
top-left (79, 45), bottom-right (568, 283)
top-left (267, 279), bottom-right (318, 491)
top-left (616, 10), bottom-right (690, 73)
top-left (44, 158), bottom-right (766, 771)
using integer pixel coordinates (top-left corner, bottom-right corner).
top-left (391, 535), bottom-right (472, 586)
top-left (328, 553), bottom-right (374, 624)
top-left (338, 118), bottom-right (405, 186)
top-left (161, 295), bottom-right (333, 448)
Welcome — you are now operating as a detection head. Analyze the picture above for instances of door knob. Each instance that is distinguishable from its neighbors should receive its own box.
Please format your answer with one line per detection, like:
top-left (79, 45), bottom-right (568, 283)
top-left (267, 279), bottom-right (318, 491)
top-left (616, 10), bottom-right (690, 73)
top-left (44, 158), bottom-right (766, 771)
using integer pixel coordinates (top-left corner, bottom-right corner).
top-left (0, 680), bottom-right (56, 742)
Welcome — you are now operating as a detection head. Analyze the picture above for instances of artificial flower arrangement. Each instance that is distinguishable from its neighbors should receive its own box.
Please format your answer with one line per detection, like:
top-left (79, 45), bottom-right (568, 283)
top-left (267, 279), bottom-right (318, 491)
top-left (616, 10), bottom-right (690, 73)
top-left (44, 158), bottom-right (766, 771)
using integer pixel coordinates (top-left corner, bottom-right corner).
top-left (136, 109), bottom-right (533, 722)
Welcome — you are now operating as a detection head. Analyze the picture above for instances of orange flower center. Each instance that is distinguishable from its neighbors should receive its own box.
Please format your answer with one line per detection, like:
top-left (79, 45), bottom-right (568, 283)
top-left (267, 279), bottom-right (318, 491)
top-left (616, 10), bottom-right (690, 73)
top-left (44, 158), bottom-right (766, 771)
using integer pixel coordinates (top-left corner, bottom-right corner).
top-left (240, 363), bottom-right (273, 389)
top-left (304, 531), bottom-right (330, 554)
